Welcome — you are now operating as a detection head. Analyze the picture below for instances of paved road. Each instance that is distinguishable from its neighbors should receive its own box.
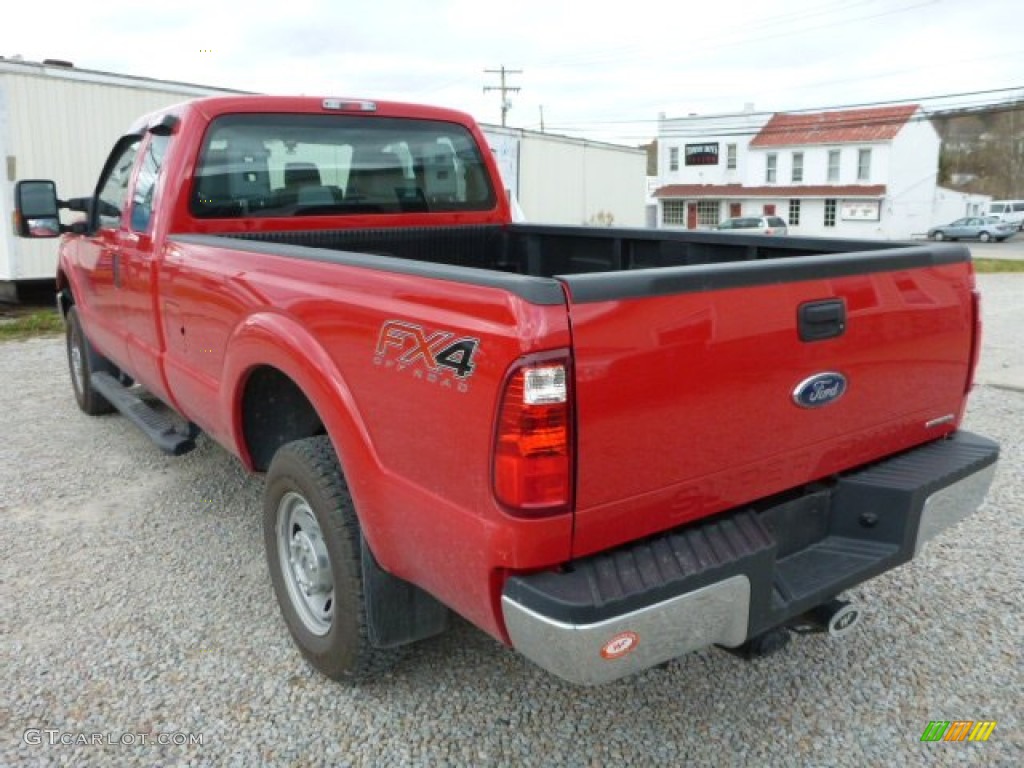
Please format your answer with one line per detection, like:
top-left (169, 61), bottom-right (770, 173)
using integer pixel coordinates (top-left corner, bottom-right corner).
top-left (966, 237), bottom-right (1024, 261)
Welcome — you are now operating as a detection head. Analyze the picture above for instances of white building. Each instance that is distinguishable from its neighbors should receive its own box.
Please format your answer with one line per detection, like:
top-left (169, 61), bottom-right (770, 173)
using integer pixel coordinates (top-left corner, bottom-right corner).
top-left (1, 57), bottom-right (645, 299)
top-left (654, 104), bottom-right (984, 239)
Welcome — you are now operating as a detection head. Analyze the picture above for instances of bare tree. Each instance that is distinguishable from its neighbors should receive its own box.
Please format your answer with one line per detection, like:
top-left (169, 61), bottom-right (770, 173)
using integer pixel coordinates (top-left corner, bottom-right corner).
top-left (933, 102), bottom-right (1024, 198)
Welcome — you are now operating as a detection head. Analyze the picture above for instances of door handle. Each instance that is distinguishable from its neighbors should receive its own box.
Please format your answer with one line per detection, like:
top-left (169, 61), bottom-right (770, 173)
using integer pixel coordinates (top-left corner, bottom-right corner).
top-left (798, 299), bottom-right (846, 341)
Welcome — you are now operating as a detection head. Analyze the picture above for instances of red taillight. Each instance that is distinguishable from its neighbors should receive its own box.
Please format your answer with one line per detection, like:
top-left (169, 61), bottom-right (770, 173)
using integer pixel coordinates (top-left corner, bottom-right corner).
top-left (966, 288), bottom-right (982, 393)
top-left (493, 352), bottom-right (573, 516)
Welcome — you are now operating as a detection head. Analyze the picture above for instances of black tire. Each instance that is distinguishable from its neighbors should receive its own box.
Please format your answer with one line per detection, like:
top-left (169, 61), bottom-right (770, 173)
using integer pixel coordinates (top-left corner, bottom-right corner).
top-left (263, 436), bottom-right (402, 681)
top-left (979, 231), bottom-right (992, 243)
top-left (65, 305), bottom-right (117, 415)
top-left (932, 231), bottom-right (944, 241)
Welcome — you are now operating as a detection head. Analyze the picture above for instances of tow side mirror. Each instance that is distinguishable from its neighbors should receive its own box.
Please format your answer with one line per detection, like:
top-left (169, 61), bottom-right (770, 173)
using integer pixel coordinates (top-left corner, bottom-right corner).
top-left (14, 180), bottom-right (61, 238)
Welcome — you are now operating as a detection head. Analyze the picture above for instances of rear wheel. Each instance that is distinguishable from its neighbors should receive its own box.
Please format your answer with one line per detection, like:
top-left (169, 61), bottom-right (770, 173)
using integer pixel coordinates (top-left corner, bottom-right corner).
top-left (263, 436), bottom-right (402, 681)
top-left (65, 305), bottom-right (116, 415)
top-left (979, 232), bottom-right (992, 243)
top-left (932, 231), bottom-right (945, 241)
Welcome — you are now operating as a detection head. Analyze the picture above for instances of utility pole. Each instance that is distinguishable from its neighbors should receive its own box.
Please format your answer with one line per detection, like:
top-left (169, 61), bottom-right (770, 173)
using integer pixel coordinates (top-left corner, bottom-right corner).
top-left (483, 66), bottom-right (522, 127)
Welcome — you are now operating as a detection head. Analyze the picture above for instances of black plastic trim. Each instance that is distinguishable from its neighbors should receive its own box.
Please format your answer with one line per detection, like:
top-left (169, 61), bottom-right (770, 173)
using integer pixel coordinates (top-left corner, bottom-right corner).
top-left (504, 510), bottom-right (775, 626)
top-left (558, 244), bottom-right (970, 303)
top-left (799, 298), bottom-right (846, 341)
top-left (171, 232), bottom-right (567, 306)
top-left (90, 372), bottom-right (196, 456)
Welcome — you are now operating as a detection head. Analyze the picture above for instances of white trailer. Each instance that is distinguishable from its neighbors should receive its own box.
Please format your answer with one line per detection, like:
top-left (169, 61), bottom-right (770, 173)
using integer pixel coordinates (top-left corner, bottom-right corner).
top-left (0, 58), bottom-right (238, 300)
top-left (481, 125), bottom-right (646, 228)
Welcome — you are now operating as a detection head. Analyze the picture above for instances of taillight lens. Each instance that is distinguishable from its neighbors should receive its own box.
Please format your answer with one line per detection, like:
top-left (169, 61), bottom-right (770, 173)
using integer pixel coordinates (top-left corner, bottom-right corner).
top-left (966, 288), bottom-right (982, 393)
top-left (493, 353), bottom-right (573, 515)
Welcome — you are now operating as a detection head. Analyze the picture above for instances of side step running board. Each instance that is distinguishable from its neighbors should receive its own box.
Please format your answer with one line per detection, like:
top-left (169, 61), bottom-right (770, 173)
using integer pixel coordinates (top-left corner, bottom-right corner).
top-left (90, 372), bottom-right (198, 456)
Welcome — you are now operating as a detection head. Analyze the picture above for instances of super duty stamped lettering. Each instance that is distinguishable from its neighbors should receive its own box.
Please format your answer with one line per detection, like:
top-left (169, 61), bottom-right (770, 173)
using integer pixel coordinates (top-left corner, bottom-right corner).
top-left (374, 320), bottom-right (480, 393)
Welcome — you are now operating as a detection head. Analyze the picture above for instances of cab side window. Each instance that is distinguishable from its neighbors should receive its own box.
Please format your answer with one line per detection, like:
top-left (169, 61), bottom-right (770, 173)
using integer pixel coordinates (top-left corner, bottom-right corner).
top-left (96, 139), bottom-right (141, 229)
top-left (131, 135), bottom-right (169, 232)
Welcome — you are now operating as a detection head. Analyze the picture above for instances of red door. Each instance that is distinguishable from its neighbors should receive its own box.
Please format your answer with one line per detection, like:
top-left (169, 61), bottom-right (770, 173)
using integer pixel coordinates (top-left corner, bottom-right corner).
top-left (763, 204), bottom-right (776, 215)
top-left (686, 203), bottom-right (698, 229)
top-left (729, 203), bottom-right (742, 218)
top-left (120, 133), bottom-right (176, 404)
top-left (72, 136), bottom-right (141, 370)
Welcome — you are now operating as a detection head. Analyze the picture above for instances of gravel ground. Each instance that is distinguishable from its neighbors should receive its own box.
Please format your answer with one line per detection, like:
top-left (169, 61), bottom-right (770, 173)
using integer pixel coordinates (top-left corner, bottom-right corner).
top-left (1, 275), bottom-right (1021, 767)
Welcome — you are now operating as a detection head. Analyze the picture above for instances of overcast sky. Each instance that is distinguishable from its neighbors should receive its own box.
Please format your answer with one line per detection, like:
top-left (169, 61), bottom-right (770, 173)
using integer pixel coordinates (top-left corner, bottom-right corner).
top-left (3, 0), bottom-right (1021, 143)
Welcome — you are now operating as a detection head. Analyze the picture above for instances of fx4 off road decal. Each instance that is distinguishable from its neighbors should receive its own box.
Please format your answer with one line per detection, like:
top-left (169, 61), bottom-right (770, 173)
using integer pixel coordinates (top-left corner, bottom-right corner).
top-left (374, 320), bottom-right (480, 393)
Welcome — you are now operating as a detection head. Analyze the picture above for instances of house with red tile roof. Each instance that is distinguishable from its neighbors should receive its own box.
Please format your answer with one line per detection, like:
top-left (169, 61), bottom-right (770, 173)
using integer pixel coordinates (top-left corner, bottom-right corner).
top-left (652, 104), bottom-right (987, 239)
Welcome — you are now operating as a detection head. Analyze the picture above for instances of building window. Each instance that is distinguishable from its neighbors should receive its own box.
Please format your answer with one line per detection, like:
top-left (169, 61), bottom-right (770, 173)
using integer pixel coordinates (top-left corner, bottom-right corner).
top-left (726, 144), bottom-right (737, 170)
top-left (857, 148), bottom-right (871, 181)
top-left (792, 152), bottom-right (803, 183)
top-left (827, 150), bottom-right (840, 182)
top-left (669, 147), bottom-right (679, 172)
top-left (697, 200), bottom-right (720, 227)
top-left (789, 199), bottom-right (801, 226)
top-left (662, 200), bottom-right (686, 225)
top-left (824, 198), bottom-right (837, 227)
top-left (766, 153), bottom-right (777, 183)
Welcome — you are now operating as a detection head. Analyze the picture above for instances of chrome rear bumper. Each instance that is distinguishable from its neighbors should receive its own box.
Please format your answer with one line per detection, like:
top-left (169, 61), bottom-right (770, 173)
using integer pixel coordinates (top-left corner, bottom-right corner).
top-left (503, 576), bottom-right (750, 685)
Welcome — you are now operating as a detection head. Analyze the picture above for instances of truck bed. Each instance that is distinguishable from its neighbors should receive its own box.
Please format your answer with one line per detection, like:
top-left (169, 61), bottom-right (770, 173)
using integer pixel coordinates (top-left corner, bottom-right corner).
top-left (207, 223), bottom-right (952, 279)
top-left (175, 224), bottom-right (977, 558)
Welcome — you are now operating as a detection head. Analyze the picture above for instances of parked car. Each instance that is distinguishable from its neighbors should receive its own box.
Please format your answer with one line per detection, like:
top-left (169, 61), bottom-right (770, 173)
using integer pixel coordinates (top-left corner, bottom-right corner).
top-left (716, 215), bottom-right (789, 235)
top-left (984, 200), bottom-right (1024, 231)
top-left (928, 216), bottom-right (1016, 242)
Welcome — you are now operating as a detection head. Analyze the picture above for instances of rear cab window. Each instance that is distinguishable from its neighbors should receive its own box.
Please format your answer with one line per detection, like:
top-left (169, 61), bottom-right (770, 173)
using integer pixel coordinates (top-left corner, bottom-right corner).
top-left (191, 114), bottom-right (496, 218)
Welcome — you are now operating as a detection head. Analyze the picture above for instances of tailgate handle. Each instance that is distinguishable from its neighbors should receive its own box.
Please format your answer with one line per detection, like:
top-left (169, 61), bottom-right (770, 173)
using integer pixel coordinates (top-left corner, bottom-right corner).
top-left (799, 299), bottom-right (846, 341)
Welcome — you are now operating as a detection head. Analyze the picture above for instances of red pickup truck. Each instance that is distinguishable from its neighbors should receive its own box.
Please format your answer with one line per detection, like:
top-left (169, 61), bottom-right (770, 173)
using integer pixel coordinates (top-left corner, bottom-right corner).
top-left (15, 95), bottom-right (998, 685)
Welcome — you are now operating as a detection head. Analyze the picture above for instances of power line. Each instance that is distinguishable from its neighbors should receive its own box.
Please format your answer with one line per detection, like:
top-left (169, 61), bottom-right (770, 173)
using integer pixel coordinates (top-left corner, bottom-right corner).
top-left (540, 87), bottom-right (1024, 134)
top-left (483, 66), bottom-right (522, 127)
top-left (537, 93), bottom-right (1024, 144)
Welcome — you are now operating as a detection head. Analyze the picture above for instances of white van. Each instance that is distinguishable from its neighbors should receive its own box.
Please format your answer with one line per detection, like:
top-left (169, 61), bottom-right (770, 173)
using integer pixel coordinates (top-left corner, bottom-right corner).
top-left (985, 200), bottom-right (1024, 231)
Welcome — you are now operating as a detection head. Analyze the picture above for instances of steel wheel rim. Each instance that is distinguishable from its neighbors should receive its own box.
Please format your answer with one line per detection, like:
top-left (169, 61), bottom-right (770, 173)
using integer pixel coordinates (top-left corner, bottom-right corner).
top-left (276, 491), bottom-right (334, 636)
top-left (68, 322), bottom-right (85, 397)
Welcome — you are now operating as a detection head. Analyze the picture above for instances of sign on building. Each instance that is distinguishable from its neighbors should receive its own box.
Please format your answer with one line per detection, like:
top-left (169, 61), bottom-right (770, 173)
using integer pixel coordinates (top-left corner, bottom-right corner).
top-left (685, 143), bottom-right (719, 166)
top-left (841, 200), bottom-right (882, 221)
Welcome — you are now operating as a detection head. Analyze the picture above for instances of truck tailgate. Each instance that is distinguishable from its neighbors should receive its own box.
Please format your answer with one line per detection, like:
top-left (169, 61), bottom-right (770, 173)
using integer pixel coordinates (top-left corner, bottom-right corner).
top-left (558, 249), bottom-right (976, 557)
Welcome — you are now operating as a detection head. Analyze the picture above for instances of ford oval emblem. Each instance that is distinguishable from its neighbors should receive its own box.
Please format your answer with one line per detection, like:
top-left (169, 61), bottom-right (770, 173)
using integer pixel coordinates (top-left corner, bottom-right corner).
top-left (793, 372), bottom-right (847, 408)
